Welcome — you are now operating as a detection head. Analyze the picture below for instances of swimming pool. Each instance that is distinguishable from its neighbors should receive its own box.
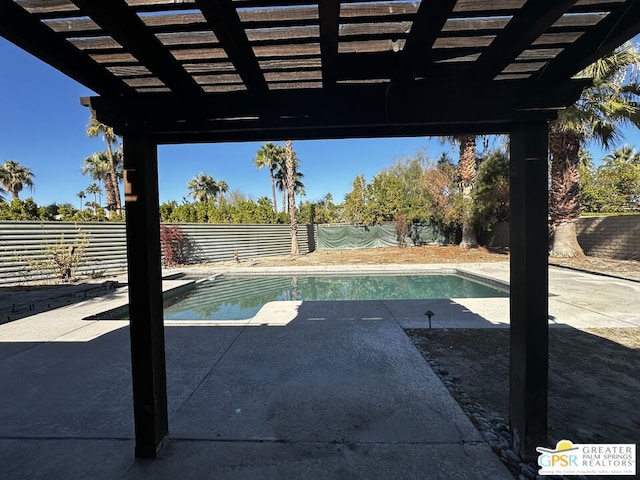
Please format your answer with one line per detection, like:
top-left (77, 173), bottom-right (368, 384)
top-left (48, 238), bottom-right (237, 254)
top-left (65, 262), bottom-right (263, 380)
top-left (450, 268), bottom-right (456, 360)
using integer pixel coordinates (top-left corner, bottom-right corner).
top-left (162, 273), bottom-right (508, 321)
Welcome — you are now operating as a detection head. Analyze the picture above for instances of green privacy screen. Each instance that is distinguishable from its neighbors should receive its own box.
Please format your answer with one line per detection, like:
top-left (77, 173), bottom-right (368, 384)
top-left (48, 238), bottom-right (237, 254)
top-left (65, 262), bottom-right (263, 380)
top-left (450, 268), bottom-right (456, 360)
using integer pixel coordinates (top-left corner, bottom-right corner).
top-left (316, 224), bottom-right (449, 250)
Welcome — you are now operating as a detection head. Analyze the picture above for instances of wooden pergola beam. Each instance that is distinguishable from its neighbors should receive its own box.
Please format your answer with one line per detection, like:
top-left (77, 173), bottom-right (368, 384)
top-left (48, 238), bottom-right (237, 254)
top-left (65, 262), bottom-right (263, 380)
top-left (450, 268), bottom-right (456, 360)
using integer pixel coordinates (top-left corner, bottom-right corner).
top-left (70, 0), bottom-right (202, 96)
top-left (537, 0), bottom-right (640, 81)
top-left (0, 0), bottom-right (131, 96)
top-left (146, 122), bottom-right (517, 144)
top-left (336, 52), bottom-right (473, 81)
top-left (509, 122), bottom-right (550, 461)
top-left (82, 79), bottom-right (588, 140)
top-left (194, 0), bottom-right (269, 94)
top-left (395, 0), bottom-right (458, 81)
top-left (121, 136), bottom-right (168, 459)
top-left (318, 0), bottom-right (340, 88)
top-left (471, 0), bottom-right (578, 81)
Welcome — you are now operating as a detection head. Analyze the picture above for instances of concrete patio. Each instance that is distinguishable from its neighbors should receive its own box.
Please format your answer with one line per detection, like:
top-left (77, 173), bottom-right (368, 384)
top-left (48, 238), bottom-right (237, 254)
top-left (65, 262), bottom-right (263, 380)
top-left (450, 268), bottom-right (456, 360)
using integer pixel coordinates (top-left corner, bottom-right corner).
top-left (0, 263), bottom-right (637, 479)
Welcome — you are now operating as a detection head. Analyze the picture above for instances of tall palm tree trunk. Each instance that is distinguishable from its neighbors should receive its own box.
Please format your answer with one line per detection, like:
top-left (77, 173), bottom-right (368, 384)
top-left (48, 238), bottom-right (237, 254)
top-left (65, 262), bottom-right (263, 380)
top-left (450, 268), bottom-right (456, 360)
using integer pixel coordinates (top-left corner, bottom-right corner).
top-left (281, 185), bottom-right (287, 213)
top-left (549, 124), bottom-right (585, 257)
top-left (285, 140), bottom-right (299, 255)
top-left (105, 142), bottom-right (122, 217)
top-left (269, 166), bottom-right (278, 213)
top-left (103, 173), bottom-right (116, 217)
top-left (459, 135), bottom-right (479, 248)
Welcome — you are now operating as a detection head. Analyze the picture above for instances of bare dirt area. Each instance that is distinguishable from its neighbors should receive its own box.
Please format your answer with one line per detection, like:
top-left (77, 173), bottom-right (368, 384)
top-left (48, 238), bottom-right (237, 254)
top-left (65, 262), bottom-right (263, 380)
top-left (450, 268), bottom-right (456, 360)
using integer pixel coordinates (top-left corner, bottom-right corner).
top-left (550, 255), bottom-right (640, 282)
top-left (406, 328), bottom-right (640, 480)
top-left (406, 328), bottom-right (640, 445)
top-left (247, 245), bottom-right (640, 282)
top-left (249, 245), bottom-right (510, 266)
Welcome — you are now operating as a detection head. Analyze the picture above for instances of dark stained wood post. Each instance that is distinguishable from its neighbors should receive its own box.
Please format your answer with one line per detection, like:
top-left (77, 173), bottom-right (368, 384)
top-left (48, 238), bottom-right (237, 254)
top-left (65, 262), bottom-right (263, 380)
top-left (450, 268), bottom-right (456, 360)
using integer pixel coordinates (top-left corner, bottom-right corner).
top-left (122, 135), bottom-right (169, 458)
top-left (509, 122), bottom-right (549, 461)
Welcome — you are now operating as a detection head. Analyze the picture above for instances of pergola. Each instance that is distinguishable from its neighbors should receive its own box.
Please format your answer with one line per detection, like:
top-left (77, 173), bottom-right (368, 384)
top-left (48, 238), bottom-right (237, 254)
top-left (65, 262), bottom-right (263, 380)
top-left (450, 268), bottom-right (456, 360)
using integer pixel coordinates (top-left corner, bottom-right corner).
top-left (2, 0), bottom-right (639, 463)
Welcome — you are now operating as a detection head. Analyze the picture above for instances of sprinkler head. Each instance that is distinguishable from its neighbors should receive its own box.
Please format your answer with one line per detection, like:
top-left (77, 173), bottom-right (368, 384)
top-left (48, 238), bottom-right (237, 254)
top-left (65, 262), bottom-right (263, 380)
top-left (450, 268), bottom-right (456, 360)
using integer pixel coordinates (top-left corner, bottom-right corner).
top-left (424, 310), bottom-right (435, 329)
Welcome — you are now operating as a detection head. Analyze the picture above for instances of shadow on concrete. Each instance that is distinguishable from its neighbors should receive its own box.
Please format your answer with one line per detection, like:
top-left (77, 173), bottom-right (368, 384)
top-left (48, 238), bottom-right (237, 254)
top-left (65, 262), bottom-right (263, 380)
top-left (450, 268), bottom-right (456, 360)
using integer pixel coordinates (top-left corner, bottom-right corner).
top-left (0, 282), bottom-right (122, 325)
top-left (0, 309), bottom-right (514, 479)
top-left (289, 299), bottom-right (498, 326)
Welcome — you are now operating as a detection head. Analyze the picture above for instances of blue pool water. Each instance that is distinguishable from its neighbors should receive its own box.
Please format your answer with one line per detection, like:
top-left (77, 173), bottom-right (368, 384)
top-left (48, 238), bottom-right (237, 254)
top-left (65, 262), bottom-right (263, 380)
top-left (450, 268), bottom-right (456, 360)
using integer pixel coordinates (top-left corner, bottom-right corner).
top-left (162, 273), bottom-right (508, 321)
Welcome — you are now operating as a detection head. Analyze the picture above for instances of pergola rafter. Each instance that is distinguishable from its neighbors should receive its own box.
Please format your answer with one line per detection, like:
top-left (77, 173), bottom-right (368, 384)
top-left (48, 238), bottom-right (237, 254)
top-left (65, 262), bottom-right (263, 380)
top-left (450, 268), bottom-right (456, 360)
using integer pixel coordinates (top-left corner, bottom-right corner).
top-left (195, 0), bottom-right (269, 95)
top-left (0, 0), bottom-right (131, 95)
top-left (470, 0), bottom-right (578, 81)
top-left (70, 0), bottom-right (203, 95)
top-left (537, 0), bottom-right (640, 81)
top-left (394, 0), bottom-right (458, 81)
top-left (318, 0), bottom-right (340, 88)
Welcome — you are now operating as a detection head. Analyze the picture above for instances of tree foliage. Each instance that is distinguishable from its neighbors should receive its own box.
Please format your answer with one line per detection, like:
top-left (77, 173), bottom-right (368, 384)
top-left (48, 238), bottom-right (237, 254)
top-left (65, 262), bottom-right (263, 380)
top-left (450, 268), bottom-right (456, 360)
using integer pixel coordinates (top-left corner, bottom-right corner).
top-left (0, 160), bottom-right (35, 200)
top-left (338, 148), bottom-right (510, 240)
top-left (342, 174), bottom-right (370, 225)
top-left (159, 194), bottom-right (288, 224)
top-left (366, 171), bottom-right (406, 225)
top-left (187, 173), bottom-right (226, 202)
top-left (473, 149), bottom-right (510, 226)
top-left (0, 197), bottom-right (112, 222)
top-left (298, 193), bottom-right (342, 224)
top-left (419, 154), bottom-right (462, 233)
top-left (0, 198), bottom-right (40, 220)
top-left (580, 145), bottom-right (640, 212)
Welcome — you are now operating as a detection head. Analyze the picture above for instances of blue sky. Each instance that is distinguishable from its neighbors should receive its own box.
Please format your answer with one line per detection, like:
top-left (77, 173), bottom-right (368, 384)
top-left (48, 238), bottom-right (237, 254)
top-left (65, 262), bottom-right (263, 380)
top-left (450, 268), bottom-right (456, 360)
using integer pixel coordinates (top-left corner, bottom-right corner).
top-left (1, 36), bottom-right (639, 209)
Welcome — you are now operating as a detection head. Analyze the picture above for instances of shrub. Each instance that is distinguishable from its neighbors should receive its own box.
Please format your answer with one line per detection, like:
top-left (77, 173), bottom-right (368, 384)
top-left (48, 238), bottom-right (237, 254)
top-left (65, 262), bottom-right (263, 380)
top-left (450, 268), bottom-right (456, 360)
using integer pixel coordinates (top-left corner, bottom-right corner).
top-left (26, 234), bottom-right (90, 282)
top-left (160, 224), bottom-right (188, 266)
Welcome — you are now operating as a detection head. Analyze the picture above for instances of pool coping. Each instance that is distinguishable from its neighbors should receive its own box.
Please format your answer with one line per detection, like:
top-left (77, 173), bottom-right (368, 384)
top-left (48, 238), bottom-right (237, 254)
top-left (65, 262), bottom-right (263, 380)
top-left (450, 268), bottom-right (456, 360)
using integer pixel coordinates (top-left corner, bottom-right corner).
top-left (88, 266), bottom-right (511, 325)
top-left (1, 262), bottom-right (637, 345)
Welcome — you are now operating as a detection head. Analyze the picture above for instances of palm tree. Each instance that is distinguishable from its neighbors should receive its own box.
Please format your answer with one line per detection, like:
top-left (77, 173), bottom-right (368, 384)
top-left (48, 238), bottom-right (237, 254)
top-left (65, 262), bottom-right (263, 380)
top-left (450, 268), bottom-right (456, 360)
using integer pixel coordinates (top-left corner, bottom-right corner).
top-left (104, 148), bottom-right (123, 213)
top-left (86, 117), bottom-right (122, 216)
top-left (216, 180), bottom-right (229, 205)
top-left (77, 190), bottom-right (86, 210)
top-left (600, 145), bottom-right (640, 210)
top-left (82, 152), bottom-right (108, 182)
top-left (82, 150), bottom-right (123, 215)
top-left (602, 144), bottom-right (640, 167)
top-left (549, 42), bottom-right (640, 257)
top-left (86, 183), bottom-right (102, 212)
top-left (457, 135), bottom-right (480, 248)
top-left (82, 151), bottom-right (112, 209)
top-left (187, 173), bottom-right (221, 202)
top-left (285, 140), bottom-right (299, 255)
top-left (275, 151), bottom-right (304, 212)
top-left (440, 136), bottom-right (480, 248)
top-left (0, 160), bottom-right (35, 200)
top-left (254, 142), bottom-right (286, 212)
top-left (275, 172), bottom-right (305, 211)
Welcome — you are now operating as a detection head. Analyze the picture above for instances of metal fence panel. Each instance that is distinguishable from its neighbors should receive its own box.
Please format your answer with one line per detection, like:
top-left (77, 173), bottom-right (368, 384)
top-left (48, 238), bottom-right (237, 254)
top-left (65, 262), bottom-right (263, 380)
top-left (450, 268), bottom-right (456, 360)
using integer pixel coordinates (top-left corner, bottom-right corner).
top-left (0, 221), bottom-right (315, 284)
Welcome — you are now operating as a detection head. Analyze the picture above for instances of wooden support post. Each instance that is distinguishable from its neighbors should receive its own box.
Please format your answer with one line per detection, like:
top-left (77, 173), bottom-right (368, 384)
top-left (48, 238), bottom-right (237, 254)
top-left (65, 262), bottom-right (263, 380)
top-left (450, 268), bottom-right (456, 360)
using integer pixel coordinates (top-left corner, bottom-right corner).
top-left (122, 136), bottom-right (168, 459)
top-left (509, 122), bottom-right (549, 461)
